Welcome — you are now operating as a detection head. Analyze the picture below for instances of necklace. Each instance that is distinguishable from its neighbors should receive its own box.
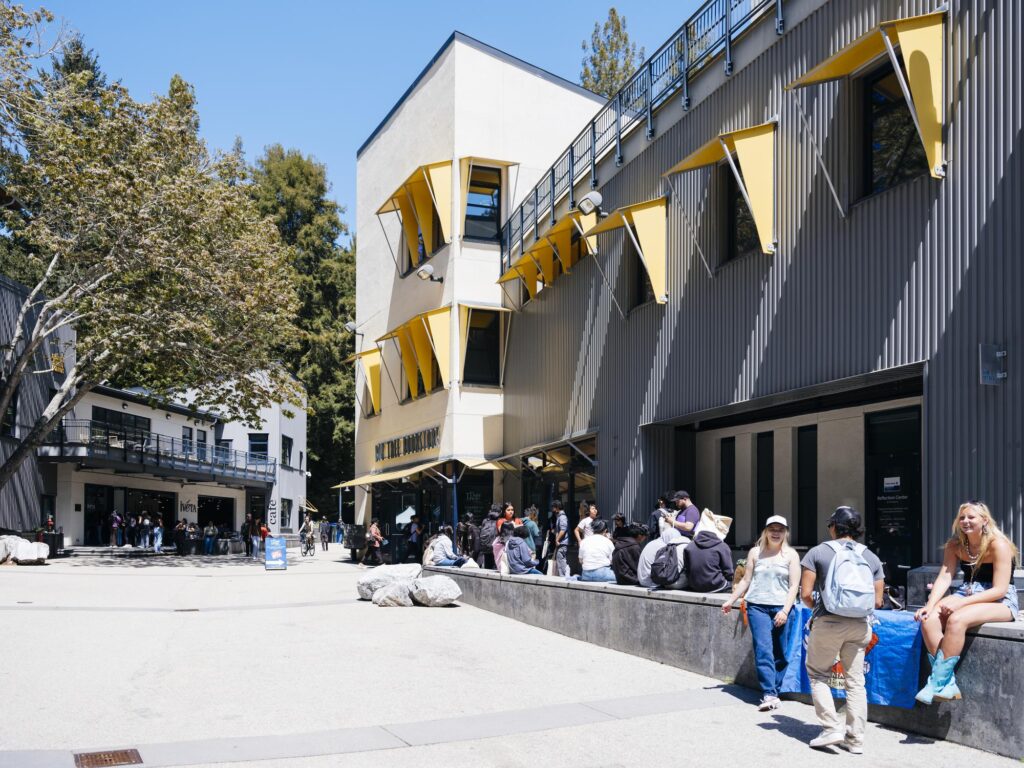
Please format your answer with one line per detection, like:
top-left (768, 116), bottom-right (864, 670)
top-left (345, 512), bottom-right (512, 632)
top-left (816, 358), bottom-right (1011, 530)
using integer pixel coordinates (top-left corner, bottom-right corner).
top-left (965, 538), bottom-right (980, 563)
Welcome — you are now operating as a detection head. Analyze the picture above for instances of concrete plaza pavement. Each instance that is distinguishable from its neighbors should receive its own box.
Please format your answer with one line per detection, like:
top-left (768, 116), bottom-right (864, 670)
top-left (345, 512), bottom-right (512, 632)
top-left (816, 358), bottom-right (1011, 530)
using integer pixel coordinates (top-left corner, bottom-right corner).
top-left (0, 550), bottom-right (1016, 767)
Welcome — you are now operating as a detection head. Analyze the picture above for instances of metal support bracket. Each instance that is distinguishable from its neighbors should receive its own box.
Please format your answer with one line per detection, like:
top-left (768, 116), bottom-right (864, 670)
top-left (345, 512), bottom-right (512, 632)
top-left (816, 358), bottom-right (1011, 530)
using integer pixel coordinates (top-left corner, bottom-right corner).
top-left (663, 175), bottom-right (714, 279)
top-left (793, 93), bottom-right (847, 218)
top-left (572, 216), bottom-right (626, 321)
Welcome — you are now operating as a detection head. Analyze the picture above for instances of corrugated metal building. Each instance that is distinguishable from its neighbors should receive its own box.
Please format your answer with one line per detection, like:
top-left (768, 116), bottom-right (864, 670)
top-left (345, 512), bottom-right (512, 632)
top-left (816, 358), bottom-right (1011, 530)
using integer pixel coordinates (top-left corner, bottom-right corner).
top-left (495, 0), bottom-right (1021, 579)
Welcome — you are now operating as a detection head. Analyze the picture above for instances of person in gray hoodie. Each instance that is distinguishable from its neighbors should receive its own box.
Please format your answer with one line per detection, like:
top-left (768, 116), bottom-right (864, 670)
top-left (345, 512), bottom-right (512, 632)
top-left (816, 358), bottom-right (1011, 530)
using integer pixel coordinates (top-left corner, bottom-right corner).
top-left (684, 529), bottom-right (735, 592)
top-left (638, 527), bottom-right (689, 589)
top-left (506, 526), bottom-right (542, 574)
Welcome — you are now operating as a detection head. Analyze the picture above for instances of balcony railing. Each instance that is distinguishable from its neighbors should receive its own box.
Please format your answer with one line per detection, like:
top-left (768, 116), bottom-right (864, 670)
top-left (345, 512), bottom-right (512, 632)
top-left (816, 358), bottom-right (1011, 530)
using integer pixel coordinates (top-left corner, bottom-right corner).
top-left (500, 0), bottom-right (782, 273)
top-left (41, 419), bottom-right (276, 483)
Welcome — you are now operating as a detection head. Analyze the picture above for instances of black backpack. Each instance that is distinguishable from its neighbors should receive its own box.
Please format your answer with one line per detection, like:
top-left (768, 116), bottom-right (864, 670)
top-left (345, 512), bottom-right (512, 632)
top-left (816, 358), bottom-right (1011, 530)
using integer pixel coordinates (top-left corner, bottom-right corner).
top-left (479, 519), bottom-right (498, 549)
top-left (650, 541), bottom-right (684, 586)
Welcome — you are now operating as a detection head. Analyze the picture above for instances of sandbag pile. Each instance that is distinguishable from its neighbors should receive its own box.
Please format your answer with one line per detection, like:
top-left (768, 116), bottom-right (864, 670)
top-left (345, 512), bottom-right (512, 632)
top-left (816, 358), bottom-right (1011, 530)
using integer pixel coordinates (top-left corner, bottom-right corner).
top-left (356, 564), bottom-right (461, 607)
top-left (0, 535), bottom-right (49, 565)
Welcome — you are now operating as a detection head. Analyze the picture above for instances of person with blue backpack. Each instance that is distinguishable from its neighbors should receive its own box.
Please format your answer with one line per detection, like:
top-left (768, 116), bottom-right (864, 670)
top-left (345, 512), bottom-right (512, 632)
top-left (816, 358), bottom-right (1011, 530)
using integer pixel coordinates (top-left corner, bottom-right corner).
top-left (800, 506), bottom-right (885, 754)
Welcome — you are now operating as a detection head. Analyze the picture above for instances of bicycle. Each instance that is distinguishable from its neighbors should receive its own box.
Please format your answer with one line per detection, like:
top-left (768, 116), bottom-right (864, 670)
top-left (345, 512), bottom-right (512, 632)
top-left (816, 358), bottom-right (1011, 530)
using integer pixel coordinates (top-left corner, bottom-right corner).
top-left (301, 532), bottom-right (316, 557)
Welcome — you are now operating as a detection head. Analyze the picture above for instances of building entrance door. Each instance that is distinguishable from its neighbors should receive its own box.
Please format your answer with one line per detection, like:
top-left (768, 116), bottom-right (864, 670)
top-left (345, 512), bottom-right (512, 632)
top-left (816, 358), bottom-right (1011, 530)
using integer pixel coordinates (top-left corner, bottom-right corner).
top-left (864, 406), bottom-right (922, 588)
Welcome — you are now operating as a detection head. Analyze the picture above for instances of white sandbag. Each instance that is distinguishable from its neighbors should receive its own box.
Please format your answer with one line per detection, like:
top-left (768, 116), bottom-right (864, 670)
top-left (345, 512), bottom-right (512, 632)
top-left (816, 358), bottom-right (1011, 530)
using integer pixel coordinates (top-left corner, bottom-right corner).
top-left (356, 563), bottom-right (422, 600)
top-left (0, 535), bottom-right (25, 563)
top-left (459, 558), bottom-right (480, 569)
top-left (410, 575), bottom-right (462, 607)
top-left (371, 580), bottom-right (414, 607)
top-left (13, 539), bottom-right (48, 564)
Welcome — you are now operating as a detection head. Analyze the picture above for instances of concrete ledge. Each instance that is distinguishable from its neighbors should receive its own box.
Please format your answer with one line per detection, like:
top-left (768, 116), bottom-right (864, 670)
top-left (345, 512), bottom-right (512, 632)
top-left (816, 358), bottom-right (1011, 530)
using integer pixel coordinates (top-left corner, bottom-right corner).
top-left (429, 566), bottom-right (1024, 759)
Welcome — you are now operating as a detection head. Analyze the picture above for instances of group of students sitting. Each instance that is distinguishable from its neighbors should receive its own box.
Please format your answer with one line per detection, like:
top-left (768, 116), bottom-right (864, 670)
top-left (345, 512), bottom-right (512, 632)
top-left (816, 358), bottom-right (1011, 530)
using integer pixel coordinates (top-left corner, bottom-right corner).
top-left (420, 496), bottom-right (1020, 755)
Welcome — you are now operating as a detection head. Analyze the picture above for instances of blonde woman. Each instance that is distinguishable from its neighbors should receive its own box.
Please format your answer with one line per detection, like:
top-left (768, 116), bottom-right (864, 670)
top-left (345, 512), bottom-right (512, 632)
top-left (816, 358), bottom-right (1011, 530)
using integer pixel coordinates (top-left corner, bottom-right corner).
top-left (914, 501), bottom-right (1019, 704)
top-left (722, 515), bottom-right (801, 711)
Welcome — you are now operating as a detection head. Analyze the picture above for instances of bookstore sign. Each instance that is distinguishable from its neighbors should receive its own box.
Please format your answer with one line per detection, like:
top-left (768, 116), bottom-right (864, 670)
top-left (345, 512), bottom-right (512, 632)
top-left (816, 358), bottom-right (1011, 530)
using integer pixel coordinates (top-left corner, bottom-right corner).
top-left (375, 426), bottom-right (440, 463)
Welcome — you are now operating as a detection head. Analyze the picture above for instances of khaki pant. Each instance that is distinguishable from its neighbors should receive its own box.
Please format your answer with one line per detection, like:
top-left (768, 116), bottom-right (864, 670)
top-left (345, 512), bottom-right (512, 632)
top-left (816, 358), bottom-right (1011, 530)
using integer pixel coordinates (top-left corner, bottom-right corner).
top-left (805, 615), bottom-right (872, 746)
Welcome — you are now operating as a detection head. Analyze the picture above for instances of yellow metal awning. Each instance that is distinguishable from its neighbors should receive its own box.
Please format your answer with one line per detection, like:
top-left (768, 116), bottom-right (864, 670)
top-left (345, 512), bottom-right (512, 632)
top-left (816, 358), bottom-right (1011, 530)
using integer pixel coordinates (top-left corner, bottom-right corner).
top-left (582, 198), bottom-right (669, 303)
top-left (377, 162), bottom-right (454, 265)
top-left (665, 122), bottom-right (776, 254)
top-left (376, 306), bottom-right (453, 395)
top-left (342, 347), bottom-right (383, 415)
top-left (496, 253), bottom-right (540, 299)
top-left (459, 157), bottom-right (516, 237)
top-left (334, 455), bottom-right (510, 489)
top-left (786, 10), bottom-right (945, 178)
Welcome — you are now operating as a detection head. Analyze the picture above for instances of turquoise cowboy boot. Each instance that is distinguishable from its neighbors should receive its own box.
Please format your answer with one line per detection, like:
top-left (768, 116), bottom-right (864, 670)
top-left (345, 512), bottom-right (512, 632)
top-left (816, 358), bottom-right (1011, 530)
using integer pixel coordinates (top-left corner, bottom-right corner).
top-left (932, 650), bottom-right (962, 701)
top-left (915, 652), bottom-right (938, 705)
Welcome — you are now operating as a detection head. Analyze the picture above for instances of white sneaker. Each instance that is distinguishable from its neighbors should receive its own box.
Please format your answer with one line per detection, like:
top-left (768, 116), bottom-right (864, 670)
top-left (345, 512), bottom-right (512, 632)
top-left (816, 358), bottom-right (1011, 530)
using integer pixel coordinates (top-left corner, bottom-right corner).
top-left (809, 730), bottom-right (845, 749)
top-left (840, 740), bottom-right (864, 755)
top-left (757, 696), bottom-right (780, 711)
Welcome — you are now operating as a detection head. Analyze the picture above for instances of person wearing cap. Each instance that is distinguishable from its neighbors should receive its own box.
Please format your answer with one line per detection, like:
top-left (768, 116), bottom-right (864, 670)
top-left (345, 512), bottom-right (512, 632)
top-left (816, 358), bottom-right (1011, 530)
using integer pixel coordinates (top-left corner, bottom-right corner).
top-left (800, 506), bottom-right (885, 754)
top-left (722, 515), bottom-right (801, 712)
top-left (670, 490), bottom-right (699, 536)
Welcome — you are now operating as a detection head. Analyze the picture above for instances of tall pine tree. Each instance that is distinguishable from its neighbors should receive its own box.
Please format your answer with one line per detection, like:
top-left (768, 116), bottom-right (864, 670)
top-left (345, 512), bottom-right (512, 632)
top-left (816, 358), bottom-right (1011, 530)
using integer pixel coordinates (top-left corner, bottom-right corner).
top-left (580, 8), bottom-right (645, 98)
top-left (250, 145), bottom-right (355, 518)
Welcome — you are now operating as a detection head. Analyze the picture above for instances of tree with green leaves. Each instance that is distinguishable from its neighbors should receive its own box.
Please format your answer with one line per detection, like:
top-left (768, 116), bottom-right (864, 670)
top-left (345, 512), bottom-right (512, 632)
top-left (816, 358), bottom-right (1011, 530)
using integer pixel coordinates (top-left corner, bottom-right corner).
top-left (0, 6), bottom-right (301, 490)
top-left (249, 145), bottom-right (356, 517)
top-left (580, 7), bottom-right (645, 99)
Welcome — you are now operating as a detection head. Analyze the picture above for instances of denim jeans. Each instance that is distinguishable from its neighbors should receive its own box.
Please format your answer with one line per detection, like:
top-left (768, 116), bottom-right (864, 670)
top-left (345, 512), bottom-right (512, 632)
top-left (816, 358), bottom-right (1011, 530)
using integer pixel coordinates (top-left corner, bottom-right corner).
top-left (204, 536), bottom-right (215, 555)
top-left (140, 533), bottom-right (150, 549)
top-left (580, 566), bottom-right (616, 582)
top-left (153, 530), bottom-right (162, 552)
top-left (437, 557), bottom-right (467, 567)
top-left (252, 536), bottom-right (261, 559)
top-left (746, 603), bottom-right (796, 698)
top-left (555, 545), bottom-right (569, 577)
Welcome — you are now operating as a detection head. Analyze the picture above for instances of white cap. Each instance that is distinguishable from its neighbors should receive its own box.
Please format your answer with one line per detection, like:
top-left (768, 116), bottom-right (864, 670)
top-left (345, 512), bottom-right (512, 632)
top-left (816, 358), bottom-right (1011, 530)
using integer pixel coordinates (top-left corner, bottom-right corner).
top-left (765, 515), bottom-right (789, 528)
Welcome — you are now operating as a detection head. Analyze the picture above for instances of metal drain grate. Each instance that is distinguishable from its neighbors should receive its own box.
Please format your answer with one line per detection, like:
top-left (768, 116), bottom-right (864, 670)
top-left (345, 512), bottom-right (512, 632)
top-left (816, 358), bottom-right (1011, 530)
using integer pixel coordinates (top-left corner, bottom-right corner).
top-left (73, 749), bottom-right (143, 767)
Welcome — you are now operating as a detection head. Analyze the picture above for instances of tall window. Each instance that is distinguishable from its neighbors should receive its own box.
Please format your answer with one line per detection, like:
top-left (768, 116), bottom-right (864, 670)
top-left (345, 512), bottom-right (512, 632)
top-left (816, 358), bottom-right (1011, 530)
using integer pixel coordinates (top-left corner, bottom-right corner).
top-left (462, 310), bottom-right (501, 386)
top-left (720, 437), bottom-right (736, 546)
top-left (197, 429), bottom-right (207, 461)
top-left (248, 433), bottom-right (269, 461)
top-left (91, 406), bottom-right (151, 438)
top-left (797, 425), bottom-right (818, 546)
top-left (281, 498), bottom-right (293, 530)
top-left (726, 165), bottom-right (760, 264)
top-left (1, 388), bottom-right (17, 437)
top-left (755, 431), bottom-right (774, 531)
top-left (625, 227), bottom-right (655, 310)
top-left (182, 426), bottom-right (193, 454)
top-left (465, 166), bottom-right (501, 241)
top-left (215, 438), bottom-right (232, 463)
top-left (861, 61), bottom-right (928, 197)
top-left (281, 435), bottom-right (293, 467)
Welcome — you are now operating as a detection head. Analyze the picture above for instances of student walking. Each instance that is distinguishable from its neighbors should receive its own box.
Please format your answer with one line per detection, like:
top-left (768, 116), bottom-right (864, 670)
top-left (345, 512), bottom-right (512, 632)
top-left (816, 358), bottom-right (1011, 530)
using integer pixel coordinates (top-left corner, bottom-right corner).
top-left (360, 518), bottom-right (383, 566)
top-left (552, 501), bottom-right (570, 577)
top-left (251, 517), bottom-right (264, 560)
top-left (152, 516), bottom-right (163, 553)
top-left (478, 506), bottom-right (500, 569)
top-left (319, 517), bottom-right (332, 552)
top-left (722, 515), bottom-right (801, 711)
top-left (914, 501), bottom-right (1019, 704)
top-left (203, 521), bottom-right (218, 555)
top-left (241, 513), bottom-right (255, 558)
top-left (800, 506), bottom-right (884, 754)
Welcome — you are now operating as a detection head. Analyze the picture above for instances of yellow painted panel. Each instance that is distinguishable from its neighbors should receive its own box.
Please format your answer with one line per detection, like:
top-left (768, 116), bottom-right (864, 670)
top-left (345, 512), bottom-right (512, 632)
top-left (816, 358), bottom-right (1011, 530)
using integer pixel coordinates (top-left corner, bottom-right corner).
top-left (551, 227), bottom-right (573, 273)
top-left (361, 348), bottom-right (382, 414)
top-left (519, 261), bottom-right (538, 299)
top-left (396, 193), bottom-right (421, 267)
top-left (335, 459), bottom-right (443, 488)
top-left (532, 244), bottom-right (557, 285)
top-left (731, 123), bottom-right (776, 254)
top-left (397, 326), bottom-right (419, 399)
top-left (584, 209), bottom-right (630, 236)
top-left (892, 13), bottom-right (944, 178)
top-left (627, 199), bottom-right (668, 303)
top-left (409, 180), bottom-right (435, 257)
top-left (665, 135), bottom-right (728, 174)
top-left (458, 304), bottom-right (471, 382)
top-left (408, 318), bottom-right (435, 392)
top-left (459, 158), bottom-right (471, 237)
top-left (578, 212), bottom-right (597, 253)
top-left (786, 27), bottom-right (887, 89)
top-left (496, 266), bottom-right (526, 285)
top-left (424, 307), bottom-right (451, 389)
top-left (425, 162), bottom-right (453, 242)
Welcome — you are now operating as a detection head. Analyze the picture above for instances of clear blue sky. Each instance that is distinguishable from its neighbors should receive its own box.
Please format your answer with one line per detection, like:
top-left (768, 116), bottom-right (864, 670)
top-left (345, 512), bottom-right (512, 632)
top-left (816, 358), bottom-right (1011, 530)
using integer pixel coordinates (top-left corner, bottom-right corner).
top-left (31, 1), bottom-right (698, 244)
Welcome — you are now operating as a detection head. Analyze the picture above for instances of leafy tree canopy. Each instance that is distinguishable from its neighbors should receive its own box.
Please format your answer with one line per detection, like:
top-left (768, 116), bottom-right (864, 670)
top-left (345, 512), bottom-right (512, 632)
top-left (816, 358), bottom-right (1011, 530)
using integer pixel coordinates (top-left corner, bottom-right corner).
top-left (580, 7), bottom-right (645, 99)
top-left (0, 5), bottom-right (301, 489)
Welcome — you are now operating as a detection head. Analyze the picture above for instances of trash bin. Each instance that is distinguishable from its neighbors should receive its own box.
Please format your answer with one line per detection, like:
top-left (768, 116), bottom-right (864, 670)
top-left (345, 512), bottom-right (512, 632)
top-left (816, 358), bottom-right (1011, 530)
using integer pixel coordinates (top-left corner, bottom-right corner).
top-left (43, 531), bottom-right (61, 559)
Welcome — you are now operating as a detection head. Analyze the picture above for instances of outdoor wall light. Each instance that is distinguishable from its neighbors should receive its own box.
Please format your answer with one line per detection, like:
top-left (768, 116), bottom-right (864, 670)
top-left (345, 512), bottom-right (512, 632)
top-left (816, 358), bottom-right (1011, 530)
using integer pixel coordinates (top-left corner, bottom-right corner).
top-left (577, 190), bottom-right (606, 217)
top-left (121, 402), bottom-right (128, 410)
top-left (416, 264), bottom-right (443, 283)
top-left (344, 321), bottom-right (358, 333)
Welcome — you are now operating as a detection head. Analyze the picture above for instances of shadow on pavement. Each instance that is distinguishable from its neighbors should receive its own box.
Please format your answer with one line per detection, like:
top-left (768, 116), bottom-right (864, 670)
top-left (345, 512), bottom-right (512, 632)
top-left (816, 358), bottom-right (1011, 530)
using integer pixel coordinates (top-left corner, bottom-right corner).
top-left (758, 714), bottom-right (823, 745)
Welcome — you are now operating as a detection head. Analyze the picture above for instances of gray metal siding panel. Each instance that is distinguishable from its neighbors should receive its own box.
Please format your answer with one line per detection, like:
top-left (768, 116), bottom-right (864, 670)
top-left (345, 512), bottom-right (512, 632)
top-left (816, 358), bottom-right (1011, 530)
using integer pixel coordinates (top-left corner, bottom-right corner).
top-left (502, 0), bottom-right (1024, 557)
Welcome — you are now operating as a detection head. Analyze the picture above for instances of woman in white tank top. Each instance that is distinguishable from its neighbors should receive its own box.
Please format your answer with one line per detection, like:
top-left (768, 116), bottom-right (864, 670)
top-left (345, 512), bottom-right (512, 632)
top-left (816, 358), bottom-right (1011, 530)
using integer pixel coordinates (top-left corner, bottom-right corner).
top-left (722, 515), bottom-right (801, 711)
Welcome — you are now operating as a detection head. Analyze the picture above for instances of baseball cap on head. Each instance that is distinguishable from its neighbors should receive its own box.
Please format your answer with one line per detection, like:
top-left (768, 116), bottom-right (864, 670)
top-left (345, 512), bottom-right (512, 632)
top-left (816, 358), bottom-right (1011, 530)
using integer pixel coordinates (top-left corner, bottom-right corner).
top-left (671, 490), bottom-right (690, 502)
top-left (765, 515), bottom-right (788, 528)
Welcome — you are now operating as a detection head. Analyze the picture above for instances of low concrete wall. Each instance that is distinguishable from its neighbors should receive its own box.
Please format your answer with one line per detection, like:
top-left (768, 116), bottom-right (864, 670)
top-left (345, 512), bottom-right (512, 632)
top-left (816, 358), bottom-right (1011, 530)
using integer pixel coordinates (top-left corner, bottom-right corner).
top-left (428, 567), bottom-right (1024, 759)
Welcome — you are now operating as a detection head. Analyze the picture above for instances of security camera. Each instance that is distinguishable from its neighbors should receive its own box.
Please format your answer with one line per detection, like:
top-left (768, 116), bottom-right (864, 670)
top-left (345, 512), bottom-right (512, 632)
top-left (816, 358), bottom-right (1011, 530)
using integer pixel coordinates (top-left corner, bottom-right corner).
top-left (344, 320), bottom-right (358, 333)
top-left (305, 471), bottom-right (312, 478)
top-left (416, 264), bottom-right (443, 283)
top-left (577, 190), bottom-right (604, 216)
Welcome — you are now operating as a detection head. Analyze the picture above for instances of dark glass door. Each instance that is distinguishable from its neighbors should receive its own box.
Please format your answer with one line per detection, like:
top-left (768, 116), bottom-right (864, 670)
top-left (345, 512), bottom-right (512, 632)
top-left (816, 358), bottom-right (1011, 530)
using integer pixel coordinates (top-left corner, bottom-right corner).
top-left (864, 407), bottom-right (922, 588)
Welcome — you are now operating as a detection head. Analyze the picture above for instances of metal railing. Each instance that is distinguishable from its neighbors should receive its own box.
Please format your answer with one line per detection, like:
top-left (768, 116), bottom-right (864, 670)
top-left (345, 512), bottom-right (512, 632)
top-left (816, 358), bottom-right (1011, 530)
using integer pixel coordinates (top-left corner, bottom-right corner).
top-left (500, 0), bottom-right (781, 273)
top-left (41, 419), bottom-right (277, 483)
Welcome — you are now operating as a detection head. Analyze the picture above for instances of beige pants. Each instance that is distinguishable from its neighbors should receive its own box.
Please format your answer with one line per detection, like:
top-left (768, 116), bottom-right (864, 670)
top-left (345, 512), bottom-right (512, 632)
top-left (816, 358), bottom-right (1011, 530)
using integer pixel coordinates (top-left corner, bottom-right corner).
top-left (805, 615), bottom-right (873, 746)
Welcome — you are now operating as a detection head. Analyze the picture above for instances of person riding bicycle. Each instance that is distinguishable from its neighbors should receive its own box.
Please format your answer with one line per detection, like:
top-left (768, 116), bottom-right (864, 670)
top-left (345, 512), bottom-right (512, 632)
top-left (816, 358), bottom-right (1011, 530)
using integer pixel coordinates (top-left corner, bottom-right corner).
top-left (300, 513), bottom-right (317, 556)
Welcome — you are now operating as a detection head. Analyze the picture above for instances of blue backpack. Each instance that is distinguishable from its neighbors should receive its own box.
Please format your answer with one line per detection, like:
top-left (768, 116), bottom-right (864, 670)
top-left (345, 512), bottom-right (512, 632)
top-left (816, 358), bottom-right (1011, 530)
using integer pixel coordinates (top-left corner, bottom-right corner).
top-left (821, 540), bottom-right (876, 617)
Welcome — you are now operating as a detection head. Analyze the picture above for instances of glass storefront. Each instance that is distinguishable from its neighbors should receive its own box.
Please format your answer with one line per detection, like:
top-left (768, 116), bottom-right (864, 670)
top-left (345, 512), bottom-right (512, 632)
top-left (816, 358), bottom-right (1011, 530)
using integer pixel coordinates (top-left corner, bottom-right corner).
top-left (521, 436), bottom-right (597, 533)
top-left (83, 484), bottom-right (177, 546)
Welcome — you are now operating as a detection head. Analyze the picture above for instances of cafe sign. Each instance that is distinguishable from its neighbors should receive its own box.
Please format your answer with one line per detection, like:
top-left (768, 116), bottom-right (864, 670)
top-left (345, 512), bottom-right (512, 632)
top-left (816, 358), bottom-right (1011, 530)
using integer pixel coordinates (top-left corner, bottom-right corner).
top-left (375, 425), bottom-right (440, 463)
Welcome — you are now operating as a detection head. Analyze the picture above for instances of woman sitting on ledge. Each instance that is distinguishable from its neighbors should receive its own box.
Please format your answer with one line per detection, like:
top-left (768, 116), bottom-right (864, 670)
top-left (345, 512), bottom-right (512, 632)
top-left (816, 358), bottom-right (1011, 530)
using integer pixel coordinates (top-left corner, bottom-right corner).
top-left (579, 520), bottom-right (616, 582)
top-left (506, 526), bottom-right (542, 575)
top-left (915, 501), bottom-right (1020, 704)
top-left (429, 526), bottom-right (468, 568)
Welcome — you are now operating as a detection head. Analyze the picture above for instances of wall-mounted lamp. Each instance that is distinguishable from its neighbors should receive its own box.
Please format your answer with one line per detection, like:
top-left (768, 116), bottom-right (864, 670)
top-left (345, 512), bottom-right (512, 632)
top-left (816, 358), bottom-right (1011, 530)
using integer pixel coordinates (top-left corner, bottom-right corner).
top-left (165, 413), bottom-right (172, 420)
top-left (121, 402), bottom-right (128, 410)
top-left (416, 264), bottom-right (443, 283)
top-left (577, 190), bottom-right (608, 218)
